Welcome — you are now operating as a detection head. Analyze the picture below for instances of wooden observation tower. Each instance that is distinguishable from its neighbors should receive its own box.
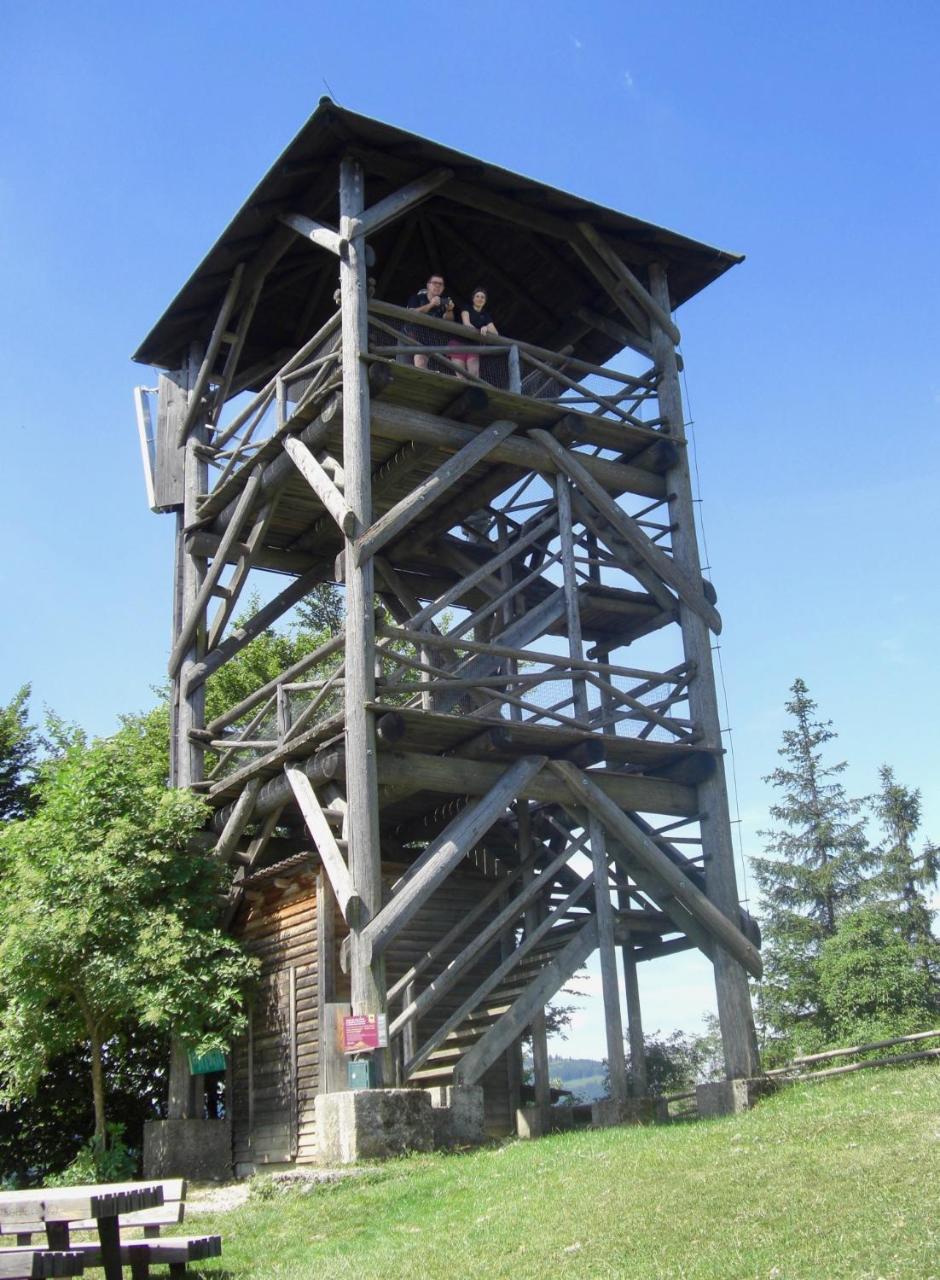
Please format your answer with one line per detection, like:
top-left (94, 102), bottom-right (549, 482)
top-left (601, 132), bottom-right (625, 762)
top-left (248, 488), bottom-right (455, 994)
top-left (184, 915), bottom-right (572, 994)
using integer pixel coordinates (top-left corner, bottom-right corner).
top-left (134, 100), bottom-right (761, 1169)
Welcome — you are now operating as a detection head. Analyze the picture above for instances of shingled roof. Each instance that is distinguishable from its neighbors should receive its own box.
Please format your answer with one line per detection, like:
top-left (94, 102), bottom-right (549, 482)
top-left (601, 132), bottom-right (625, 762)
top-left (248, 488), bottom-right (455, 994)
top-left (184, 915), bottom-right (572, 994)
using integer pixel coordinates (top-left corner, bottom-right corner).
top-left (133, 98), bottom-right (742, 380)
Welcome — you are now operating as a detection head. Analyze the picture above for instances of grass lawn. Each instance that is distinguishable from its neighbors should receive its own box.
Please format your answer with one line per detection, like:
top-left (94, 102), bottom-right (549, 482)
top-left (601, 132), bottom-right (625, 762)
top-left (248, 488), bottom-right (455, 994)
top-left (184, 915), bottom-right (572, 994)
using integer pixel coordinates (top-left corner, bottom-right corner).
top-left (189, 1063), bottom-right (939, 1279)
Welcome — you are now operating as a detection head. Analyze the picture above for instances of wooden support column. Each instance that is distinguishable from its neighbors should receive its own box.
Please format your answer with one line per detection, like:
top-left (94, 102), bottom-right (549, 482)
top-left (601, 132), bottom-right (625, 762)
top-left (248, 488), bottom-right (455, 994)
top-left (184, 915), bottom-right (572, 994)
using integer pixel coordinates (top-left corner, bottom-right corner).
top-left (339, 154), bottom-right (386, 1072)
top-left (556, 475), bottom-right (628, 1107)
top-left (173, 343), bottom-right (208, 790)
top-left (520, 801), bottom-right (551, 1119)
top-left (168, 344), bottom-right (209, 1117)
top-left (620, 923), bottom-right (648, 1097)
top-left (647, 261), bottom-right (759, 1079)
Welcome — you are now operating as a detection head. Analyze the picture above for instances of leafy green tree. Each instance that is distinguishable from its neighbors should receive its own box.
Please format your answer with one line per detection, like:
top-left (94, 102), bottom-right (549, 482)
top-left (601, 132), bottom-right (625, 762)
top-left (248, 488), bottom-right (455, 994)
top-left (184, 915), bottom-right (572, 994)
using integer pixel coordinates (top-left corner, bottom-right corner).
top-left (871, 766), bottom-right (939, 976)
top-left (295, 583), bottom-right (344, 636)
top-left (0, 685), bottom-right (39, 821)
top-left (0, 1027), bottom-right (168, 1186)
top-left (0, 705), bottom-right (257, 1145)
top-left (818, 906), bottom-right (935, 1043)
top-left (751, 679), bottom-right (874, 1037)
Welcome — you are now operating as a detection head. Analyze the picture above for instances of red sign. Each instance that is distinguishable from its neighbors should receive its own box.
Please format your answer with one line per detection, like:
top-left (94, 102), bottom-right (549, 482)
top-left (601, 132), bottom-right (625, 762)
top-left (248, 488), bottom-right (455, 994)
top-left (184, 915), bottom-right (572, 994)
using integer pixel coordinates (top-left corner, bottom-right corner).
top-left (342, 1014), bottom-right (388, 1053)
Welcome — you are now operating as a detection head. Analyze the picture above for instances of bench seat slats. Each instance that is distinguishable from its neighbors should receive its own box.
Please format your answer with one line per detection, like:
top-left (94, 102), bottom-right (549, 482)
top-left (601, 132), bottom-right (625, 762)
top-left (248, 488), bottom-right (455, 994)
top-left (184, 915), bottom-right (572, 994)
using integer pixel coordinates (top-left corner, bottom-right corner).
top-left (0, 1250), bottom-right (85, 1279)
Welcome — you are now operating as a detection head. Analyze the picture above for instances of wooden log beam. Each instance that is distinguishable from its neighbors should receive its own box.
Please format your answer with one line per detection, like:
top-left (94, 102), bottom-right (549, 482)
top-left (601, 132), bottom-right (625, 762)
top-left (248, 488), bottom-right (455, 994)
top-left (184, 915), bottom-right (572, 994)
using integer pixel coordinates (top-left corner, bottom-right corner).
top-left (211, 776), bottom-right (262, 863)
top-left (357, 167), bottom-right (454, 238)
top-left (183, 565), bottom-right (326, 692)
top-left (369, 402), bottom-right (664, 500)
top-left (377, 750), bottom-right (697, 816)
top-left (574, 305), bottom-right (654, 360)
top-left (354, 419), bottom-right (518, 566)
top-left (176, 264), bottom-right (245, 446)
top-left (576, 222), bottom-right (681, 345)
top-left (361, 755), bottom-right (546, 959)
top-left (168, 468), bottom-right (263, 677)
top-left (568, 238), bottom-right (651, 338)
top-left (549, 760), bottom-right (762, 977)
top-left (454, 916), bottom-right (599, 1087)
top-left (530, 429), bottom-right (720, 633)
top-left (284, 435), bottom-right (357, 536)
top-left (279, 212), bottom-right (343, 256)
top-left (285, 767), bottom-right (361, 926)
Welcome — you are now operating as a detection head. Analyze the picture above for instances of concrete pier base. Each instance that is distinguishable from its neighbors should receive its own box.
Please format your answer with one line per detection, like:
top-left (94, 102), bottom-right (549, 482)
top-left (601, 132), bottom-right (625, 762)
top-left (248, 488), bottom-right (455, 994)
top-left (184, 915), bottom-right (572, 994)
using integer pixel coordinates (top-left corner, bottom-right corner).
top-left (143, 1118), bottom-right (232, 1181)
top-left (695, 1077), bottom-right (778, 1118)
top-left (515, 1105), bottom-right (578, 1138)
top-left (426, 1084), bottom-right (485, 1148)
top-left (315, 1089), bottom-right (434, 1164)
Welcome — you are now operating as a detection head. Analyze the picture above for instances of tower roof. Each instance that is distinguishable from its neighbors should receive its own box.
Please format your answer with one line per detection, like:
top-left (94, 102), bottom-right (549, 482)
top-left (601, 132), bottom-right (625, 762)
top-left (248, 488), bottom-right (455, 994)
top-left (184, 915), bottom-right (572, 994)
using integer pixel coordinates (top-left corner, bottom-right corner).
top-left (133, 99), bottom-right (742, 378)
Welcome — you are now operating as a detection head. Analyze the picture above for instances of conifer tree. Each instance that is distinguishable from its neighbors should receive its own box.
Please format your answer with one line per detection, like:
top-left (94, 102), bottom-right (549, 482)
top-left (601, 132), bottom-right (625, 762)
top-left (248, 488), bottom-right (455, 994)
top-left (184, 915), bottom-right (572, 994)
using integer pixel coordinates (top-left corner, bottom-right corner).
top-left (872, 765), bottom-right (939, 979)
top-left (752, 678), bottom-right (874, 1037)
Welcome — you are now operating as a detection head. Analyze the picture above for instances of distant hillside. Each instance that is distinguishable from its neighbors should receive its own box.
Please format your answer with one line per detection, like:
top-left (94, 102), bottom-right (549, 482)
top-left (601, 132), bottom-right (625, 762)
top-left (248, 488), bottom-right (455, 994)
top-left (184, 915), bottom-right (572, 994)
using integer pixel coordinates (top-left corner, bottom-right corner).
top-left (523, 1054), bottom-right (608, 1101)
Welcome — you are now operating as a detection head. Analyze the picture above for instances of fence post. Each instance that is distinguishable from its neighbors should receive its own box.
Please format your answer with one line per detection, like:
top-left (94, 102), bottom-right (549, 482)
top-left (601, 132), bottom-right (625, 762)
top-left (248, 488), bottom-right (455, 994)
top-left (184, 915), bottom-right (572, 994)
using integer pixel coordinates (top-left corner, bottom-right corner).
top-left (508, 344), bottom-right (522, 394)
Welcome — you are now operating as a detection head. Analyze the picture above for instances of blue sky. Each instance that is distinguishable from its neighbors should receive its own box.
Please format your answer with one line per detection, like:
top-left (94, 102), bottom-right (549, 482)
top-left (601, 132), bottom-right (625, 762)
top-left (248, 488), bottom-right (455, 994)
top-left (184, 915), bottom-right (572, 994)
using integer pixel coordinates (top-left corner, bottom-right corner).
top-left (2, 2), bottom-right (937, 1057)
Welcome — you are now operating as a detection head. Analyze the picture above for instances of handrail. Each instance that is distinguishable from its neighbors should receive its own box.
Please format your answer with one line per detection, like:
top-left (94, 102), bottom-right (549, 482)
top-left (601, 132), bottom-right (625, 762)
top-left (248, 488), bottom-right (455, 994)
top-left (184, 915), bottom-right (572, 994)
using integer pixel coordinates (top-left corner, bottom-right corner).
top-left (368, 300), bottom-right (657, 390)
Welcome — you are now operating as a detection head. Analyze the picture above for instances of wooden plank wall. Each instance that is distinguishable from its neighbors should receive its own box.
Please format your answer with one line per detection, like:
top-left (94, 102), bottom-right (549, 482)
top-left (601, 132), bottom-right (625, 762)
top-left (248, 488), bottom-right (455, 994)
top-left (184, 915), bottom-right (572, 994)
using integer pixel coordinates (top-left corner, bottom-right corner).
top-left (230, 871), bottom-right (320, 1171)
top-left (230, 863), bottom-right (518, 1171)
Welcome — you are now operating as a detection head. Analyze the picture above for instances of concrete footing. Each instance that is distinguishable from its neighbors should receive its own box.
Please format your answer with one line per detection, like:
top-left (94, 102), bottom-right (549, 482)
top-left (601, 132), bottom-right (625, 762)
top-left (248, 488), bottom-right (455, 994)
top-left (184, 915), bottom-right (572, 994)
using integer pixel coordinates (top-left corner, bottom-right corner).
top-left (515, 1104), bottom-right (577, 1138)
top-left (143, 1118), bottom-right (232, 1181)
top-left (315, 1089), bottom-right (434, 1164)
top-left (695, 1076), bottom-right (778, 1118)
top-left (426, 1084), bottom-right (486, 1148)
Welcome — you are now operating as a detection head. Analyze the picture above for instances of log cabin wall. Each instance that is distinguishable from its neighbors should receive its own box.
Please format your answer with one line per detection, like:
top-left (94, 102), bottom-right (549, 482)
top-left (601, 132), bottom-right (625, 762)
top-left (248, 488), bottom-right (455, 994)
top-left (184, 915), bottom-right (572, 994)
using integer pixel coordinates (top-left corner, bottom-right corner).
top-left (230, 869), bottom-right (320, 1172)
top-left (230, 860), bottom-right (514, 1172)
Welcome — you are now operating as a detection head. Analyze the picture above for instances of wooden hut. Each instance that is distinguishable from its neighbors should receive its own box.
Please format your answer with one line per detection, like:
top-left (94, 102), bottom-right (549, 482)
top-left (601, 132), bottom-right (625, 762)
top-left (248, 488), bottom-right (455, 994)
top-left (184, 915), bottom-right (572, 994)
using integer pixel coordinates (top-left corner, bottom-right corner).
top-left (133, 99), bottom-right (761, 1173)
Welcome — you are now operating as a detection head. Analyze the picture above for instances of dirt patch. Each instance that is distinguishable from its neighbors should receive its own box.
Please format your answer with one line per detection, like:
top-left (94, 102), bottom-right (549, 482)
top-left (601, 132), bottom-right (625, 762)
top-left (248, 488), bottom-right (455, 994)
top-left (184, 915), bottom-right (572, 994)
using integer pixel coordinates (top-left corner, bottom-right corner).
top-left (187, 1168), bottom-right (378, 1215)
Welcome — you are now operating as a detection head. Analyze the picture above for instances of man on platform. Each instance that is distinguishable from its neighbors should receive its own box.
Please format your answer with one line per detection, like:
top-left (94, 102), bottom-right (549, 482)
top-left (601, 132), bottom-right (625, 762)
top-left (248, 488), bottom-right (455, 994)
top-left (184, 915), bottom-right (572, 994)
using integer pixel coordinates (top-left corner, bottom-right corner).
top-left (407, 273), bottom-right (454, 369)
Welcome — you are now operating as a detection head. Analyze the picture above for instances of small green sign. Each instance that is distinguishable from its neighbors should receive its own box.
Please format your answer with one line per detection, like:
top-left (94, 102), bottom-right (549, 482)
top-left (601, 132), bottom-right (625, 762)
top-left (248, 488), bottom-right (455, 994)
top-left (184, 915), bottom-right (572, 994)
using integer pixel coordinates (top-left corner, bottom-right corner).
top-left (187, 1048), bottom-right (227, 1075)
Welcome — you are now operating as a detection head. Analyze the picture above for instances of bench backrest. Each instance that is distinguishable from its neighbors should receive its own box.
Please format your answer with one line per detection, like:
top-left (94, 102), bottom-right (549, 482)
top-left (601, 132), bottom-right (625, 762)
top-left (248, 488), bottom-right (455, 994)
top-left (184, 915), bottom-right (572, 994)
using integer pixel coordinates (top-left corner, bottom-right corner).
top-left (0, 1180), bottom-right (187, 1241)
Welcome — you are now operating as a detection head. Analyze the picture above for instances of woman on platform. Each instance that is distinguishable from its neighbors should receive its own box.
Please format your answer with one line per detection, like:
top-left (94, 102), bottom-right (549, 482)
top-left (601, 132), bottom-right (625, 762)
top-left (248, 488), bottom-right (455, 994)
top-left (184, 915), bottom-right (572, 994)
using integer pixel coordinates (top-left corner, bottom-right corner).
top-left (459, 287), bottom-right (498, 380)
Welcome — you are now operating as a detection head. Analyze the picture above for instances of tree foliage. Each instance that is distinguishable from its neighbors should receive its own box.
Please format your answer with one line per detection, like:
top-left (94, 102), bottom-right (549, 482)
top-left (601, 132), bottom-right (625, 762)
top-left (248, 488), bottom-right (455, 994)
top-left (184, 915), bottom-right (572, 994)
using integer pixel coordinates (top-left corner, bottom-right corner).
top-left (817, 906), bottom-right (936, 1044)
top-left (751, 679), bottom-right (874, 1036)
top-left (871, 766), bottom-right (939, 972)
top-left (0, 685), bottom-right (39, 822)
top-left (0, 705), bottom-right (257, 1143)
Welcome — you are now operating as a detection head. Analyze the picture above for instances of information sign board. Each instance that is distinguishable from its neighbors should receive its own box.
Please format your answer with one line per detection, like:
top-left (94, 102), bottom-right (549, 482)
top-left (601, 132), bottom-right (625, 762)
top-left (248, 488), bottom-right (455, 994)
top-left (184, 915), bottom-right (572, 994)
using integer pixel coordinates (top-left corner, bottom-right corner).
top-left (342, 1013), bottom-right (388, 1053)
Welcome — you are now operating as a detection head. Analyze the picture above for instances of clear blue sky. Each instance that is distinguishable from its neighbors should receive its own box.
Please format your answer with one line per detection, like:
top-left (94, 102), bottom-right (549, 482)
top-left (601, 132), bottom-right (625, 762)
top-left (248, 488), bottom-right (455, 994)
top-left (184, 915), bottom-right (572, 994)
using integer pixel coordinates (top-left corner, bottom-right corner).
top-left (2, 1), bottom-right (937, 1057)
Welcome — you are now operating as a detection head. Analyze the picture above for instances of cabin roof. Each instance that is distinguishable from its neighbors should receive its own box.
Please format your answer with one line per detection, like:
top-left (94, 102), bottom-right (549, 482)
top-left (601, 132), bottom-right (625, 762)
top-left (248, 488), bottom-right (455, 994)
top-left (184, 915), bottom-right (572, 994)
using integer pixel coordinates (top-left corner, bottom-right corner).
top-left (132, 99), bottom-right (743, 378)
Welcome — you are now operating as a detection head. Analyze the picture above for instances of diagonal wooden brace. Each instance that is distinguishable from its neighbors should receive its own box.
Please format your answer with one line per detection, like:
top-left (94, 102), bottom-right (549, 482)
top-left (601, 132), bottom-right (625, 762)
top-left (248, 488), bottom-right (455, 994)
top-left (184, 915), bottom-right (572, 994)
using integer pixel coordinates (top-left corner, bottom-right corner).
top-left (168, 468), bottom-right (263, 677)
top-left (530, 428), bottom-right (721, 634)
top-left (361, 754), bottom-right (547, 959)
top-left (576, 221), bottom-right (681, 345)
top-left (284, 435), bottom-right (357, 536)
top-left (354, 419), bottom-right (519, 566)
top-left (285, 766), bottom-right (361, 927)
top-left (548, 760), bottom-right (762, 977)
top-left (357, 167), bottom-right (454, 238)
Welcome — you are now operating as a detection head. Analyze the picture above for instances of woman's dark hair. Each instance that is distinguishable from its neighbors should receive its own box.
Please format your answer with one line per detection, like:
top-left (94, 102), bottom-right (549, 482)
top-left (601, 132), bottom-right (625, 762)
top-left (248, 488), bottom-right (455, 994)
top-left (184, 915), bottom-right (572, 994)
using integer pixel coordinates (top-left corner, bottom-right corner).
top-left (470, 286), bottom-right (488, 302)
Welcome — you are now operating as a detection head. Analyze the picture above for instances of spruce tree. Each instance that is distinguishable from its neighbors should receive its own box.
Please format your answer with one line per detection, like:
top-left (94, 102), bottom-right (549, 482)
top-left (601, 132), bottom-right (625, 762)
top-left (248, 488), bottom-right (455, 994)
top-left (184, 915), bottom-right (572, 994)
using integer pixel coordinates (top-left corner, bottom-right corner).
top-left (751, 678), bottom-right (874, 1038)
top-left (872, 766), bottom-right (939, 979)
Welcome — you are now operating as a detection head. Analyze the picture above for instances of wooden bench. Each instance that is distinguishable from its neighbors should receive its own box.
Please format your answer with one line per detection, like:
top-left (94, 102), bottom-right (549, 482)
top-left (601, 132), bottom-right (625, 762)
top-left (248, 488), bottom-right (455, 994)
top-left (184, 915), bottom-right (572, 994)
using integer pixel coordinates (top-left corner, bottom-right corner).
top-left (0, 1250), bottom-right (85, 1278)
top-left (0, 1181), bottom-right (221, 1279)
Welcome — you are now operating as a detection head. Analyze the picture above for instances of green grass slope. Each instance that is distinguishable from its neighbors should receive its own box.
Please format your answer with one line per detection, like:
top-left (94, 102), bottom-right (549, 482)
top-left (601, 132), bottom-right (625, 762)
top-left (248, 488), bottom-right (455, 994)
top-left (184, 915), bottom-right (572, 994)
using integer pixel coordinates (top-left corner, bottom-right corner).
top-left (191, 1064), bottom-right (939, 1280)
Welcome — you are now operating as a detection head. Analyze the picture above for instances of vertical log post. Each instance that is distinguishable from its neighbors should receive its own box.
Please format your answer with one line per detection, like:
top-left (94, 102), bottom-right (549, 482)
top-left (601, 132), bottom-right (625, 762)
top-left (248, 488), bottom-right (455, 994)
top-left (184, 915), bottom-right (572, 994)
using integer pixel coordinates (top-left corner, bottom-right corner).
top-left (648, 262), bottom-right (759, 1079)
top-left (520, 801), bottom-right (551, 1122)
top-left (556, 476), bottom-right (629, 1106)
top-left (339, 154), bottom-right (388, 1081)
top-left (168, 343), bottom-right (208, 1117)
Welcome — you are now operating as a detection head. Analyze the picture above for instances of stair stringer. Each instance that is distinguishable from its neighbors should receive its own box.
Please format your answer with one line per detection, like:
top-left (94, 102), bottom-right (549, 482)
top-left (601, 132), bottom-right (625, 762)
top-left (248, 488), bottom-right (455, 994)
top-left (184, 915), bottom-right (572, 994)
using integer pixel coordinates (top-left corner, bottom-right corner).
top-left (453, 915), bottom-right (599, 1087)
